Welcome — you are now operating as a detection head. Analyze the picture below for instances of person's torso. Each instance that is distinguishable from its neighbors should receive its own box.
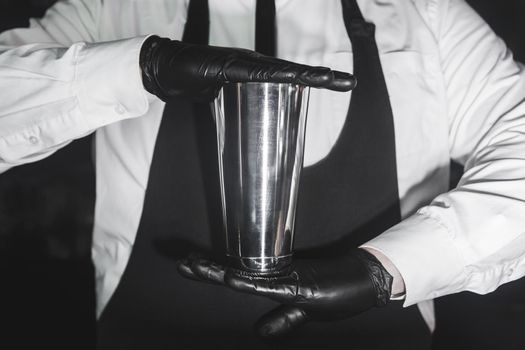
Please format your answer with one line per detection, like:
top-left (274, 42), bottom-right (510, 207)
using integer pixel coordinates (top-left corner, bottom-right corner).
top-left (92, 0), bottom-right (451, 317)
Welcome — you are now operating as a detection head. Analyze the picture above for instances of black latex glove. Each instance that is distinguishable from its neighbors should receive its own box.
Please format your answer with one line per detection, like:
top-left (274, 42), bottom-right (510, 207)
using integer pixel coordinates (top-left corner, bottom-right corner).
top-left (177, 249), bottom-right (393, 338)
top-left (140, 35), bottom-right (357, 101)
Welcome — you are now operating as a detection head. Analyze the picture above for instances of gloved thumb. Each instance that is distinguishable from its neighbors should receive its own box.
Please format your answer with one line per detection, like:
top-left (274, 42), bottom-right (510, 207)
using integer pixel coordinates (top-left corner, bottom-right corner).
top-left (255, 305), bottom-right (309, 339)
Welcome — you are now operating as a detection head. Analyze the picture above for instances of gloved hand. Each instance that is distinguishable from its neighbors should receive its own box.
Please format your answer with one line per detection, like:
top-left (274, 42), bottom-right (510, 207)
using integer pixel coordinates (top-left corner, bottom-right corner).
top-left (140, 35), bottom-right (357, 101)
top-left (177, 249), bottom-right (393, 338)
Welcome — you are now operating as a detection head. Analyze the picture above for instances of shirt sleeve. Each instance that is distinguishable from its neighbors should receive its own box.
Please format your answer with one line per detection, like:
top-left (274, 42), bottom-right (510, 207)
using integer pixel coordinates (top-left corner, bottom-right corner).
top-left (363, 0), bottom-right (525, 306)
top-left (0, 0), bottom-right (151, 172)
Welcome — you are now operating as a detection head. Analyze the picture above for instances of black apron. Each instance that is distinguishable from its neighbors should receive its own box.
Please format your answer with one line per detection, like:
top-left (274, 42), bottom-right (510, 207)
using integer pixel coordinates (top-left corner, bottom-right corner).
top-left (97, 0), bottom-right (430, 348)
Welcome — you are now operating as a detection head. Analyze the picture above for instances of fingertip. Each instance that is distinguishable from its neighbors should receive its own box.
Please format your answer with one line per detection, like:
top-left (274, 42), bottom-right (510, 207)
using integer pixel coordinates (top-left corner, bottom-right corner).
top-left (299, 68), bottom-right (356, 92)
top-left (329, 71), bottom-right (357, 92)
top-left (176, 258), bottom-right (199, 280)
top-left (256, 319), bottom-right (286, 339)
top-left (176, 258), bottom-right (189, 271)
top-left (255, 306), bottom-right (308, 339)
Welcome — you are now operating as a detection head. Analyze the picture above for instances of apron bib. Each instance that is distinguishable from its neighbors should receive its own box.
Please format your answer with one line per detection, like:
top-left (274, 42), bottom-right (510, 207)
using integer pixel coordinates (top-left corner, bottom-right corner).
top-left (98, 1), bottom-right (430, 348)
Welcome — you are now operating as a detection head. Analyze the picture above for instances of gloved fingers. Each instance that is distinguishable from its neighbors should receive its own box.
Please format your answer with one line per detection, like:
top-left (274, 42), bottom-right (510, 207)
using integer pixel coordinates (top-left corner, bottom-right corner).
top-left (224, 270), bottom-right (300, 304)
top-left (177, 254), bottom-right (227, 285)
top-left (176, 258), bottom-right (200, 281)
top-left (244, 53), bottom-right (357, 91)
top-left (221, 55), bottom-right (356, 92)
top-left (294, 66), bottom-right (356, 92)
top-left (255, 305), bottom-right (309, 339)
top-left (328, 70), bottom-right (358, 92)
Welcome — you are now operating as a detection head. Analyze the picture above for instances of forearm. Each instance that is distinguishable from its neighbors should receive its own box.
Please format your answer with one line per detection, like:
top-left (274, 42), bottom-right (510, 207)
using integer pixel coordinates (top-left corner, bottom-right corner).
top-left (0, 0), bottom-right (155, 170)
top-left (361, 0), bottom-right (525, 307)
top-left (363, 140), bottom-right (525, 306)
top-left (0, 37), bottom-right (152, 169)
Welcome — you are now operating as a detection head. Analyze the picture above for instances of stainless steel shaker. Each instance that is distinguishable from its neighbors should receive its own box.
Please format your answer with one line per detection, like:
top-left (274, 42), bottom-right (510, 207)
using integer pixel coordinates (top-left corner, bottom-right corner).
top-left (213, 82), bottom-right (310, 276)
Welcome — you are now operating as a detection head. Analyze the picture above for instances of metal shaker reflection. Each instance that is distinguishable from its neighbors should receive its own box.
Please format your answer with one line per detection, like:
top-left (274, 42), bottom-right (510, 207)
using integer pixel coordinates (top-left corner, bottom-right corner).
top-left (214, 83), bottom-right (310, 275)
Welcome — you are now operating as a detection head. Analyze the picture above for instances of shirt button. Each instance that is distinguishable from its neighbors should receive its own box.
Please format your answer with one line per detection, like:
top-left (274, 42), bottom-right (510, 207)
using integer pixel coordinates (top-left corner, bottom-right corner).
top-left (29, 136), bottom-right (39, 145)
top-left (114, 104), bottom-right (126, 115)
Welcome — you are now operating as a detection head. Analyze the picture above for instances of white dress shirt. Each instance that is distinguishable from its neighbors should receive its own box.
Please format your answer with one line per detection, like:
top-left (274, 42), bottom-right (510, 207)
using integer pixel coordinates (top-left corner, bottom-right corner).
top-left (1, 0), bottom-right (525, 331)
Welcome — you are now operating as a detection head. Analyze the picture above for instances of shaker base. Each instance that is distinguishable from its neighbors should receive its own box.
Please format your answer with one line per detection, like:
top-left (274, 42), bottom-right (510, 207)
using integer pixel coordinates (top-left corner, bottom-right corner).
top-left (227, 255), bottom-right (293, 277)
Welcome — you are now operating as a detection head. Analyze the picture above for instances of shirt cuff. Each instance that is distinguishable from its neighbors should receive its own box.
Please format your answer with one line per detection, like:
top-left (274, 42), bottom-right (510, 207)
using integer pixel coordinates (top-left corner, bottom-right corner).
top-left (361, 211), bottom-right (467, 306)
top-left (75, 36), bottom-right (153, 128)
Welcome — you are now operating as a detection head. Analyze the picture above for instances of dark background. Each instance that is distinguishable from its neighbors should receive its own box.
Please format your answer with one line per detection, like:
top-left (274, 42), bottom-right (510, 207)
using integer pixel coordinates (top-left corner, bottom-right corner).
top-left (0, 1), bottom-right (524, 349)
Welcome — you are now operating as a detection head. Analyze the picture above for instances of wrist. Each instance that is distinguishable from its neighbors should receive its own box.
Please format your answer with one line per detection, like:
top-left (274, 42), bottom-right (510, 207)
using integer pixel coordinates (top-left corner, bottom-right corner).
top-left (354, 249), bottom-right (393, 307)
top-left (361, 247), bottom-right (406, 299)
top-left (139, 35), bottom-right (168, 99)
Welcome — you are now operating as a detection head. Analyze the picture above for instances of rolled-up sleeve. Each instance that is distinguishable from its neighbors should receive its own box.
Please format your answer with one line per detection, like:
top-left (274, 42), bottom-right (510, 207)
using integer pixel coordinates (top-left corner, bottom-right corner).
top-left (364, 0), bottom-right (525, 306)
top-left (0, 0), bottom-right (151, 170)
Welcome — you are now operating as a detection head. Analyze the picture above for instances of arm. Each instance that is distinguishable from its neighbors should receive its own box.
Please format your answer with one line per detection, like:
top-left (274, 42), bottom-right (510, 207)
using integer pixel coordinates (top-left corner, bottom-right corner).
top-left (0, 0), bottom-right (151, 172)
top-left (0, 1), bottom-right (354, 173)
top-left (363, 0), bottom-right (525, 306)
